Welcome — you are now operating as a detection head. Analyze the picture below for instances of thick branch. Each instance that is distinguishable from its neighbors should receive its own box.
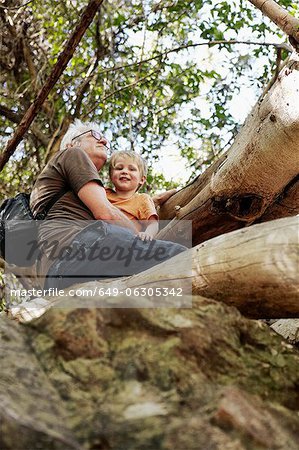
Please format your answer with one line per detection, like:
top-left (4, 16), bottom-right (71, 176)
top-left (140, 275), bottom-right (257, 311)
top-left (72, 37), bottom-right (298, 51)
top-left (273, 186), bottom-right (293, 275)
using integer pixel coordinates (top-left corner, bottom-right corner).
top-left (256, 174), bottom-right (299, 222)
top-left (248, 0), bottom-right (299, 48)
top-left (158, 55), bottom-right (299, 245)
top-left (0, 0), bottom-right (104, 172)
top-left (97, 217), bottom-right (299, 319)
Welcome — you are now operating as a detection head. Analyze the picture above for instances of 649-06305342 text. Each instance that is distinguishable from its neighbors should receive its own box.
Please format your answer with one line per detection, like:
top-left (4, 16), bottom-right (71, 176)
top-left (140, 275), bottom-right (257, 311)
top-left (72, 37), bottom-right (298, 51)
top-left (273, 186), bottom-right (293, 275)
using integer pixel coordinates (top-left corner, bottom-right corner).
top-left (6, 285), bottom-right (190, 309)
top-left (9, 286), bottom-right (183, 299)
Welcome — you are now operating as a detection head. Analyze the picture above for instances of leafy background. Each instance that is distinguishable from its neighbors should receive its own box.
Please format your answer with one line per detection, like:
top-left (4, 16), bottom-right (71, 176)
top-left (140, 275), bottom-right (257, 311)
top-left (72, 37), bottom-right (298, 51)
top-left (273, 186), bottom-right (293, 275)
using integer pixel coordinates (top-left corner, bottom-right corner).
top-left (0, 0), bottom-right (296, 197)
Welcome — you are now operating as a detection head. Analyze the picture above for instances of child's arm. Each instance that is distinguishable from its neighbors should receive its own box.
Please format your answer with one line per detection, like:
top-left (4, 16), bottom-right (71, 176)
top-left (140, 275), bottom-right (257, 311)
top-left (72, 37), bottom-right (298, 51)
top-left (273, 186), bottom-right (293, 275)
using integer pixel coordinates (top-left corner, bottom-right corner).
top-left (138, 216), bottom-right (159, 241)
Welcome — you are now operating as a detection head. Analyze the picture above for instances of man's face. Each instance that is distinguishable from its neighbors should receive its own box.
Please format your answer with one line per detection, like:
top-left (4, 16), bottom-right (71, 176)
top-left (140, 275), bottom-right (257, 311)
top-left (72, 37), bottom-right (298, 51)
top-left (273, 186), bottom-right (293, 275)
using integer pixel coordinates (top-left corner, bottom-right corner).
top-left (72, 131), bottom-right (109, 169)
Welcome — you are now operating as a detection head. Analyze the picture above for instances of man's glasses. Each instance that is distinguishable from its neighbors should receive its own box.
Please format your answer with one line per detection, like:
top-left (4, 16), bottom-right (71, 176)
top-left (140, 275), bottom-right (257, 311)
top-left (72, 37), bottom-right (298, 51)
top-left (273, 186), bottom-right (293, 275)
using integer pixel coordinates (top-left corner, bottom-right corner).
top-left (72, 129), bottom-right (103, 141)
top-left (72, 130), bottom-right (111, 151)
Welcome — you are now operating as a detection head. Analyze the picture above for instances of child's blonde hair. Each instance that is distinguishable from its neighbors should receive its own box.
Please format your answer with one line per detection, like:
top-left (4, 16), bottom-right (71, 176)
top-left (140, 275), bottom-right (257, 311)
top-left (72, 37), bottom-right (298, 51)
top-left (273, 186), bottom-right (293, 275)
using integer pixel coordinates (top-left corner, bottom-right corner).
top-left (109, 151), bottom-right (148, 179)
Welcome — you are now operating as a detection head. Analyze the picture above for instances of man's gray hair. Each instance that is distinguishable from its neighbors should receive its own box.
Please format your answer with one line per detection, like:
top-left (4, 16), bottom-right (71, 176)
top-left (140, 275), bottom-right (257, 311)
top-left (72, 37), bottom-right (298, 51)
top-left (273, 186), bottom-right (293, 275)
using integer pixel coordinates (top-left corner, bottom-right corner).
top-left (60, 119), bottom-right (102, 150)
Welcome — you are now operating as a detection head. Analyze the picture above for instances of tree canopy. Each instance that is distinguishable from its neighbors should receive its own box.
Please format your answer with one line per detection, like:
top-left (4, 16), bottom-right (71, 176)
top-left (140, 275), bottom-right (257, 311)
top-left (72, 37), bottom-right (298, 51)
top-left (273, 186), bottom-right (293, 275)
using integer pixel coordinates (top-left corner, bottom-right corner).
top-left (0, 0), bottom-right (297, 196)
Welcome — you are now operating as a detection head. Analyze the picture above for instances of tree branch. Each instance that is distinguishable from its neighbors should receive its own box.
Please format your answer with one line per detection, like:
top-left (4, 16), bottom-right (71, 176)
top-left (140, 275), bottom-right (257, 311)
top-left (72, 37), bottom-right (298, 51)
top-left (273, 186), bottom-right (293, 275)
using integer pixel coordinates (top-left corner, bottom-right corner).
top-left (73, 58), bottom-right (100, 118)
top-left (44, 116), bottom-right (72, 163)
top-left (158, 55), bottom-right (299, 245)
top-left (259, 55), bottom-right (290, 100)
top-left (248, 0), bottom-right (299, 49)
top-left (0, 104), bottom-right (49, 147)
top-left (0, 1), bottom-right (33, 10)
top-left (0, 0), bottom-right (104, 172)
top-left (83, 67), bottom-right (162, 117)
top-left (95, 40), bottom-right (292, 77)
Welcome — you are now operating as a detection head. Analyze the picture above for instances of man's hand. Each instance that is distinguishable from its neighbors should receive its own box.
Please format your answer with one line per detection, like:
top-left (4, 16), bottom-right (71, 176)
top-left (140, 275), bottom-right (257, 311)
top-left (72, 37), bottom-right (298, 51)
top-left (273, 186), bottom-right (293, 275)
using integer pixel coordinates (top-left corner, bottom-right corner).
top-left (152, 188), bottom-right (177, 207)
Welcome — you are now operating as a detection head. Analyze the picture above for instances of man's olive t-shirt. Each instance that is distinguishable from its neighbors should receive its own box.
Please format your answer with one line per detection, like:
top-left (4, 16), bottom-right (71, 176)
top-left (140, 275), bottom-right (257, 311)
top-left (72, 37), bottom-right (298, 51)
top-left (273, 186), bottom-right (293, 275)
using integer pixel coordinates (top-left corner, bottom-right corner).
top-left (30, 147), bottom-right (103, 280)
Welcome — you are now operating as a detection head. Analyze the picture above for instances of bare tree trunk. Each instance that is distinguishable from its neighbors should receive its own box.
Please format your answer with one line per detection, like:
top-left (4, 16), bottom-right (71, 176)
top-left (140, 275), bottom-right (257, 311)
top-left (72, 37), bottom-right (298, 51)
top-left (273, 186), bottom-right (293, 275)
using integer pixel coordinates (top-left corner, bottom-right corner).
top-left (158, 55), bottom-right (299, 245)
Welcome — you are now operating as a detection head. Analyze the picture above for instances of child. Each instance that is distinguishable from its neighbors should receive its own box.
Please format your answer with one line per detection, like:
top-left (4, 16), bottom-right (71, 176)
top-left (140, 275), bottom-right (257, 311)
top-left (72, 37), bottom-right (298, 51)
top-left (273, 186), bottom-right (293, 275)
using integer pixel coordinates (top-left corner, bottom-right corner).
top-left (106, 151), bottom-right (159, 241)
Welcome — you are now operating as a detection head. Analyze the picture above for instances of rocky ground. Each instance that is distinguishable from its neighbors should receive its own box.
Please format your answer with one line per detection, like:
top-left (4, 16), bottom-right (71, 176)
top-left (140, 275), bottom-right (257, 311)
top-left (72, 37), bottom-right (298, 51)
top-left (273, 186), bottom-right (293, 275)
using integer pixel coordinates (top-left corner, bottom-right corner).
top-left (1, 294), bottom-right (299, 450)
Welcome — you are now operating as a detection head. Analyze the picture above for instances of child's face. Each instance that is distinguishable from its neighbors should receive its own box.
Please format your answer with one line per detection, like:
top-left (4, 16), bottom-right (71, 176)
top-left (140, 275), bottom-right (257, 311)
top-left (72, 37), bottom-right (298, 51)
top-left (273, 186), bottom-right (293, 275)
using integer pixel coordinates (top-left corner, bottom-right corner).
top-left (110, 157), bottom-right (145, 192)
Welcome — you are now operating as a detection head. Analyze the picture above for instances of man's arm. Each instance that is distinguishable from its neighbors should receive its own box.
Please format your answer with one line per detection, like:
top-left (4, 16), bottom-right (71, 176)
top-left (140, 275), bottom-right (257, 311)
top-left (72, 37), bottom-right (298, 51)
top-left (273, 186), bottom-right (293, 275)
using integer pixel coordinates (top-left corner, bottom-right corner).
top-left (152, 188), bottom-right (177, 208)
top-left (78, 181), bottom-right (137, 232)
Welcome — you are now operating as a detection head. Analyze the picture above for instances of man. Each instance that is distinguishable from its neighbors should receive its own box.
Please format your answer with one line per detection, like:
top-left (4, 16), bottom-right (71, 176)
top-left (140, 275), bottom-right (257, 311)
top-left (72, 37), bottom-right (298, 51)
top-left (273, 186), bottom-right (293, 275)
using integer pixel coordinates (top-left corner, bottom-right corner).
top-left (30, 119), bottom-right (186, 290)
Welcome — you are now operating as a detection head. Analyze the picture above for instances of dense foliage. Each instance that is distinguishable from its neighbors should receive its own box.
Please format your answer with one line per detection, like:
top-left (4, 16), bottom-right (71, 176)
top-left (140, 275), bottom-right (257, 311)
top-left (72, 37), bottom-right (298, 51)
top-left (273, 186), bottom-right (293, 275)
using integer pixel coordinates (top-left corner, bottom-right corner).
top-left (0, 0), bottom-right (296, 197)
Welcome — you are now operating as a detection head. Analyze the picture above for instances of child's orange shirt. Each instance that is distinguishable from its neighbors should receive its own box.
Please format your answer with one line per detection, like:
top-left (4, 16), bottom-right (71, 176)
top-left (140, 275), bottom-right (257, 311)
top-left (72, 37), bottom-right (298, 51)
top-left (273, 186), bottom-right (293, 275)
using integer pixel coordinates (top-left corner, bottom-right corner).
top-left (105, 188), bottom-right (158, 232)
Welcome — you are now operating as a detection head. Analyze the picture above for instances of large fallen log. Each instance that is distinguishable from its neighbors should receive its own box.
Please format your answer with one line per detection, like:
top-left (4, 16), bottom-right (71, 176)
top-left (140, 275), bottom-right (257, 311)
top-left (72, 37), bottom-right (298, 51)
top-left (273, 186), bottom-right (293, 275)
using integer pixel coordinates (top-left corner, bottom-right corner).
top-left (190, 216), bottom-right (299, 318)
top-left (8, 216), bottom-right (298, 322)
top-left (106, 216), bottom-right (299, 318)
top-left (158, 54), bottom-right (299, 245)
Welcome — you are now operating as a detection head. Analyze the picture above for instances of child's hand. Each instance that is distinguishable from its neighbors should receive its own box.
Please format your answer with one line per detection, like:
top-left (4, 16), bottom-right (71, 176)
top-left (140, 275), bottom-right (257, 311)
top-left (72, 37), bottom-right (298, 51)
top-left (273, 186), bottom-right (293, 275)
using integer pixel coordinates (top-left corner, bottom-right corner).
top-left (137, 231), bottom-right (155, 241)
